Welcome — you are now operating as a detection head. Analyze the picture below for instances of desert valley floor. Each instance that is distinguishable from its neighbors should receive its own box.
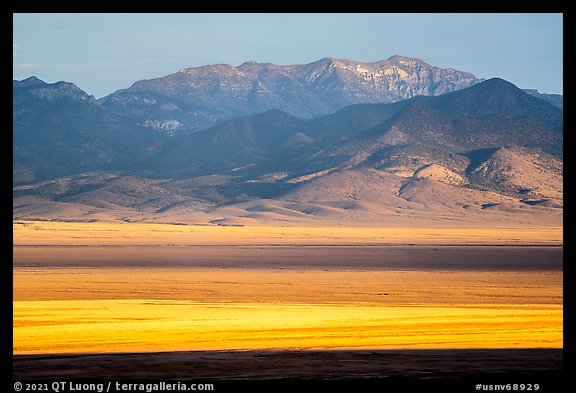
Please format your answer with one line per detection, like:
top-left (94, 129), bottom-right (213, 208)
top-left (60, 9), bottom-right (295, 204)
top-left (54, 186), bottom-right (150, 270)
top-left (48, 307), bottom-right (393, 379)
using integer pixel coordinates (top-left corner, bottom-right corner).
top-left (12, 221), bottom-right (562, 380)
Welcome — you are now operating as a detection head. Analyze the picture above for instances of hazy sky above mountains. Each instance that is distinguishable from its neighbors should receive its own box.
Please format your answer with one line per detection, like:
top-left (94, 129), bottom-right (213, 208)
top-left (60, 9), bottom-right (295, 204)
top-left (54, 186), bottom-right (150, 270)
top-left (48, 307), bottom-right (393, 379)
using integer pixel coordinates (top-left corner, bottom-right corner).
top-left (13, 13), bottom-right (563, 98)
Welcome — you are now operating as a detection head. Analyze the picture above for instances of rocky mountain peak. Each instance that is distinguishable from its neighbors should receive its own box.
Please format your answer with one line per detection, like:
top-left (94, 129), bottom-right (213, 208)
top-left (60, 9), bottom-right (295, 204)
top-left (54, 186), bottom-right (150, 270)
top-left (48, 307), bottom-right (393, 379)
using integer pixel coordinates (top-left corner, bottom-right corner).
top-left (385, 55), bottom-right (425, 66)
top-left (179, 63), bottom-right (239, 77)
top-left (14, 76), bottom-right (96, 103)
top-left (430, 77), bottom-right (562, 123)
top-left (14, 76), bottom-right (46, 88)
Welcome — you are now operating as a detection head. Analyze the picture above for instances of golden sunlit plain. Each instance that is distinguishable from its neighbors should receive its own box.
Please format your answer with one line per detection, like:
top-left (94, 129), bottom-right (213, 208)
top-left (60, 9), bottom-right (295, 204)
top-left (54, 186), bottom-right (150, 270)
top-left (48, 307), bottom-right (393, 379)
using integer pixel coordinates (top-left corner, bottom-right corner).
top-left (13, 221), bottom-right (562, 355)
top-left (14, 300), bottom-right (561, 354)
top-left (13, 220), bottom-right (563, 246)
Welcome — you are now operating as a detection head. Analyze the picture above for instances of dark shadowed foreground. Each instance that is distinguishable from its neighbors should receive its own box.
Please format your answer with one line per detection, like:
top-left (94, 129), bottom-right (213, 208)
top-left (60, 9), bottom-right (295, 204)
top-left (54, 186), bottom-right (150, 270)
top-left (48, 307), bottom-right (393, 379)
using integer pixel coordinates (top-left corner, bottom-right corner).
top-left (14, 349), bottom-right (562, 381)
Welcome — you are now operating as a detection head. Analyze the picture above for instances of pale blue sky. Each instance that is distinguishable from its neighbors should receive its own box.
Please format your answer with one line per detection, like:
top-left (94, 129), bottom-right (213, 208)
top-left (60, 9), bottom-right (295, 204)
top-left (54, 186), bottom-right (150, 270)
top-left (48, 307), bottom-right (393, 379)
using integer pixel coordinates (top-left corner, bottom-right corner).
top-left (13, 13), bottom-right (563, 98)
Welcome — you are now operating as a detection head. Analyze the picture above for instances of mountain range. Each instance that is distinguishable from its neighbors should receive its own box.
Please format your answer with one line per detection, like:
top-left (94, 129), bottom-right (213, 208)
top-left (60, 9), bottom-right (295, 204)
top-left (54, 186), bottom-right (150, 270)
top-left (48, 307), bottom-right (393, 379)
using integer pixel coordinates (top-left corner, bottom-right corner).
top-left (99, 55), bottom-right (482, 133)
top-left (13, 57), bottom-right (563, 227)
